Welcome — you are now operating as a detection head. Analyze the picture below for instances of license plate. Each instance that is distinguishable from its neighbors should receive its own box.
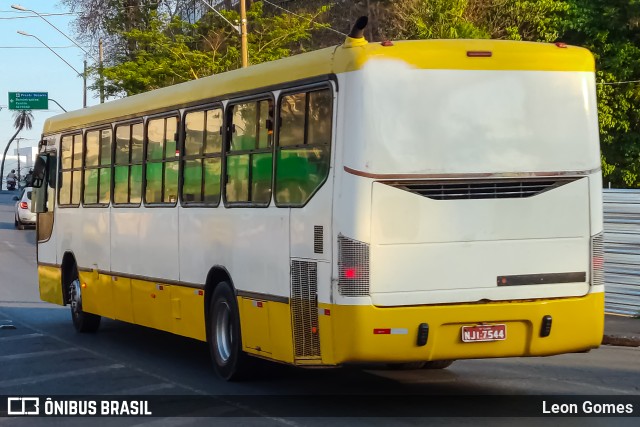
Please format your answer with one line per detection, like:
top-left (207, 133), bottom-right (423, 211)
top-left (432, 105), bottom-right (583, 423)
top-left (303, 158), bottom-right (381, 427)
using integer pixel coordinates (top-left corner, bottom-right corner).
top-left (461, 324), bottom-right (507, 342)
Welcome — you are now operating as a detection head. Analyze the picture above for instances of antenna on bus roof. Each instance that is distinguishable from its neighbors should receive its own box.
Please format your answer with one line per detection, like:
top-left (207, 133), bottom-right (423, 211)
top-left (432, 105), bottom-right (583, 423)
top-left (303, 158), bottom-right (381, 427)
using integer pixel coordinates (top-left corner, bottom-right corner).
top-left (344, 16), bottom-right (369, 48)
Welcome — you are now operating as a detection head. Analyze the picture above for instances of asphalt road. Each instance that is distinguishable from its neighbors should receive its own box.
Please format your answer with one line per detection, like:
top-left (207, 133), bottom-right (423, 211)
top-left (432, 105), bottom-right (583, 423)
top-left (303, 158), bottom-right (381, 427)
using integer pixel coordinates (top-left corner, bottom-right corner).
top-left (0, 191), bottom-right (638, 426)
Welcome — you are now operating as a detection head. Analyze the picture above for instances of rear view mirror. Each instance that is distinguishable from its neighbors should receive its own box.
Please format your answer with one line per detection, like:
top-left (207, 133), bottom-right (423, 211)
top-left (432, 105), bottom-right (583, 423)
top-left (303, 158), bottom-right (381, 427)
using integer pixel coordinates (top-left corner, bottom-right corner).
top-left (32, 156), bottom-right (47, 189)
top-left (31, 155), bottom-right (49, 214)
top-left (12, 196), bottom-right (19, 201)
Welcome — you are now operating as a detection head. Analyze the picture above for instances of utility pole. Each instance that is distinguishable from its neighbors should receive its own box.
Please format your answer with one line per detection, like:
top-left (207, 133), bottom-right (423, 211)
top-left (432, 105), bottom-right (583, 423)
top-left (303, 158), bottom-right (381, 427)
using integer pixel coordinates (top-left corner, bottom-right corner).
top-left (99, 39), bottom-right (104, 103)
top-left (16, 137), bottom-right (22, 183)
top-left (83, 59), bottom-right (87, 108)
top-left (240, 0), bottom-right (248, 68)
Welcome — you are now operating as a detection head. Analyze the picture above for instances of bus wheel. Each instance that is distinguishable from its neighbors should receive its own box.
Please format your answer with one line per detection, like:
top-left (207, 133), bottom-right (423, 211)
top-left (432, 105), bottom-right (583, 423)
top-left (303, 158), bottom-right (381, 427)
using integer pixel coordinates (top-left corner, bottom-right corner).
top-left (69, 273), bottom-right (101, 333)
top-left (422, 360), bottom-right (454, 369)
top-left (208, 282), bottom-right (250, 381)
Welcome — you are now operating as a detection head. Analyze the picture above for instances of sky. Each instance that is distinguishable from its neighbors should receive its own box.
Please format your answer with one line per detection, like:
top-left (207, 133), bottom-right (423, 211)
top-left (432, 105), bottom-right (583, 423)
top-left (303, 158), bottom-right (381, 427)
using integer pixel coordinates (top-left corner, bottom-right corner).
top-left (0, 0), bottom-right (96, 172)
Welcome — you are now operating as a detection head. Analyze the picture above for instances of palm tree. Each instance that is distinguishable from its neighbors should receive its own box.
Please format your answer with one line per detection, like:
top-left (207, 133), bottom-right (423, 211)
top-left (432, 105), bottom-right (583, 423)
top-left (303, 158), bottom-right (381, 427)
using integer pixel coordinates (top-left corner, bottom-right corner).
top-left (1, 110), bottom-right (34, 190)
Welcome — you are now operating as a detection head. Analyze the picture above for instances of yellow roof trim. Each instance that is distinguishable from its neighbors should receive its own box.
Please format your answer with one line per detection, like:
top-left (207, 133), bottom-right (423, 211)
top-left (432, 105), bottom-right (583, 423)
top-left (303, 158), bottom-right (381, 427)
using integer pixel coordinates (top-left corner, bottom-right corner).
top-left (334, 39), bottom-right (595, 73)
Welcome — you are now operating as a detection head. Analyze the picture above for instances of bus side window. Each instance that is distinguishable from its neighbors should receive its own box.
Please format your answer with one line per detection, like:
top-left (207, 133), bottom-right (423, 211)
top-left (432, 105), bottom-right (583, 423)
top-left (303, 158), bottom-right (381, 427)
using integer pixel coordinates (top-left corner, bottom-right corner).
top-left (145, 116), bottom-right (179, 205)
top-left (99, 129), bottom-right (112, 204)
top-left (113, 123), bottom-right (142, 205)
top-left (182, 108), bottom-right (223, 206)
top-left (275, 88), bottom-right (332, 206)
top-left (59, 134), bottom-right (83, 206)
top-left (84, 128), bottom-right (112, 206)
top-left (225, 99), bottom-right (273, 205)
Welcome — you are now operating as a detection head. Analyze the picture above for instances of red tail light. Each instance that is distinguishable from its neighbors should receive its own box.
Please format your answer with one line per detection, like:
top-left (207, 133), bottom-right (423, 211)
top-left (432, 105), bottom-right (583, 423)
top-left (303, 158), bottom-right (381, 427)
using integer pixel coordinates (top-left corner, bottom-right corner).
top-left (344, 267), bottom-right (358, 279)
top-left (19, 202), bottom-right (28, 209)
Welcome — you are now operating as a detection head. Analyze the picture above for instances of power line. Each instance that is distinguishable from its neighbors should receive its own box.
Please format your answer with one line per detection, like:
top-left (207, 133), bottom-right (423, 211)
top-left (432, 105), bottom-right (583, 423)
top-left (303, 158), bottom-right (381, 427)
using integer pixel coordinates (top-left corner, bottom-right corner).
top-left (261, 0), bottom-right (347, 36)
top-left (0, 46), bottom-right (76, 49)
top-left (0, 12), bottom-right (75, 20)
top-left (597, 80), bottom-right (640, 85)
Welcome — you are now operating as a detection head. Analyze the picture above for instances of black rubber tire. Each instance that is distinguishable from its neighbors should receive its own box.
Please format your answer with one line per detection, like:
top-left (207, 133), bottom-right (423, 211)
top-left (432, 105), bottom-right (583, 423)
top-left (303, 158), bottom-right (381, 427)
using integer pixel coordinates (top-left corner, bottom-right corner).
top-left (15, 216), bottom-right (24, 230)
top-left (69, 268), bottom-right (101, 333)
top-left (208, 282), bottom-right (251, 381)
top-left (422, 360), bottom-right (454, 369)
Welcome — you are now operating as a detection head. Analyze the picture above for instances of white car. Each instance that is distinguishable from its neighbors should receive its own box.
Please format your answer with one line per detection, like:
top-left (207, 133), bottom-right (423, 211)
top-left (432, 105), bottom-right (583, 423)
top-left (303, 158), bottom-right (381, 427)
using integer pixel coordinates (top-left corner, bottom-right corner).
top-left (14, 187), bottom-right (36, 230)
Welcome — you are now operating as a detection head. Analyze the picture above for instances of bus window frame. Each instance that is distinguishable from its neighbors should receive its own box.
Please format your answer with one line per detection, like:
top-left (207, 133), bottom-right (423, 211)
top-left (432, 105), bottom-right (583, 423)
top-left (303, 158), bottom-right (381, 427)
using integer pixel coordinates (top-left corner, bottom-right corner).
top-left (143, 111), bottom-right (181, 208)
top-left (112, 119), bottom-right (144, 208)
top-left (274, 82), bottom-right (334, 209)
top-left (223, 94), bottom-right (276, 209)
top-left (180, 102), bottom-right (224, 208)
top-left (58, 132), bottom-right (83, 208)
top-left (82, 125), bottom-right (113, 208)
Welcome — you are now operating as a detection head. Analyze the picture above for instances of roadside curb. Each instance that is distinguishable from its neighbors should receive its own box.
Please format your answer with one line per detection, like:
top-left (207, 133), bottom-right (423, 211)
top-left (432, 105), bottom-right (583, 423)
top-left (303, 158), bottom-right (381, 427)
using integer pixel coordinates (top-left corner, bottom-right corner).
top-left (602, 334), bottom-right (640, 347)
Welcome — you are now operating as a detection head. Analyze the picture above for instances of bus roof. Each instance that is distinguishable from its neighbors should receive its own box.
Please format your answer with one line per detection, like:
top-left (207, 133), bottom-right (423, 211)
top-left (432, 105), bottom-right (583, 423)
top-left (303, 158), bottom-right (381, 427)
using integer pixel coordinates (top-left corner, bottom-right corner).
top-left (43, 39), bottom-right (594, 136)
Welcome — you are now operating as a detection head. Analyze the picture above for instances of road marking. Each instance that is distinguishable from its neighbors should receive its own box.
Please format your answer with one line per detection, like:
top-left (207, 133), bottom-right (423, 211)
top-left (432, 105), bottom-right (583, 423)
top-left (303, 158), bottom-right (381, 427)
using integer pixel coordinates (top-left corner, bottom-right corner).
top-left (115, 383), bottom-right (177, 395)
top-left (547, 377), bottom-right (639, 395)
top-left (0, 348), bottom-right (74, 361)
top-left (0, 364), bottom-right (125, 388)
top-left (4, 241), bottom-right (15, 249)
top-left (131, 417), bottom-right (221, 427)
top-left (0, 332), bottom-right (43, 342)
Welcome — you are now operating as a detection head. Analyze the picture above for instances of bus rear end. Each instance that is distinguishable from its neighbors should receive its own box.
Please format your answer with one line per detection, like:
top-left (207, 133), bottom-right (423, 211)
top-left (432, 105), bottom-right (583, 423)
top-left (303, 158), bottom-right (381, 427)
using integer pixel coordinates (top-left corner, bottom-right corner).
top-left (328, 40), bottom-right (603, 365)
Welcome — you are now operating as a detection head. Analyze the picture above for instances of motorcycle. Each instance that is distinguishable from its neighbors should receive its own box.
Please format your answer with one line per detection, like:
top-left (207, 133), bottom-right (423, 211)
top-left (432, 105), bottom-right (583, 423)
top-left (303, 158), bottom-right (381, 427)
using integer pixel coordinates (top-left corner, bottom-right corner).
top-left (6, 180), bottom-right (16, 191)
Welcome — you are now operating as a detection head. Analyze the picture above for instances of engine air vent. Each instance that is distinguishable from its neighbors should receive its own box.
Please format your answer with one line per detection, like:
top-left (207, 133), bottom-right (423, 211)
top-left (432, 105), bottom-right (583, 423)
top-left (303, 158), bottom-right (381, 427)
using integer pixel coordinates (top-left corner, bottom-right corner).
top-left (314, 226), bottom-right (323, 254)
top-left (291, 260), bottom-right (321, 358)
top-left (385, 178), bottom-right (575, 200)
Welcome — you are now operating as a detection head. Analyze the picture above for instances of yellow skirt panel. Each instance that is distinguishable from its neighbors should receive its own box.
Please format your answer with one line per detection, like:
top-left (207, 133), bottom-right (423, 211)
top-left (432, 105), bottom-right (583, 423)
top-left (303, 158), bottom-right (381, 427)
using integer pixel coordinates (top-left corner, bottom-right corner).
top-left (38, 265), bottom-right (64, 306)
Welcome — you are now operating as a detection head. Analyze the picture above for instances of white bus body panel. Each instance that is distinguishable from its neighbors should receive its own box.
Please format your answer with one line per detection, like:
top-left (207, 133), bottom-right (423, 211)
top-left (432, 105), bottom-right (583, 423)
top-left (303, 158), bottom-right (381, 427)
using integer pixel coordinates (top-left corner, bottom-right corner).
top-left (111, 208), bottom-right (179, 280)
top-left (57, 207), bottom-right (110, 271)
top-left (179, 206), bottom-right (290, 297)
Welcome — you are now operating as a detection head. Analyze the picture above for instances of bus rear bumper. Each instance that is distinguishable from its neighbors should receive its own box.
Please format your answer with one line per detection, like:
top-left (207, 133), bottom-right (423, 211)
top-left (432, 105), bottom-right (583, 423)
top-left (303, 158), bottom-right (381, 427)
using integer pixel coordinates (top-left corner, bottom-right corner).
top-left (322, 292), bottom-right (604, 365)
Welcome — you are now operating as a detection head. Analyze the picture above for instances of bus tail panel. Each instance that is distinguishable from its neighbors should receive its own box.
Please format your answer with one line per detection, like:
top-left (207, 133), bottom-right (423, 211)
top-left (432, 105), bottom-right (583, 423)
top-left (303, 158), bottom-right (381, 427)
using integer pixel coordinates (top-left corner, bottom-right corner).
top-left (328, 292), bottom-right (604, 364)
top-left (368, 177), bottom-right (593, 305)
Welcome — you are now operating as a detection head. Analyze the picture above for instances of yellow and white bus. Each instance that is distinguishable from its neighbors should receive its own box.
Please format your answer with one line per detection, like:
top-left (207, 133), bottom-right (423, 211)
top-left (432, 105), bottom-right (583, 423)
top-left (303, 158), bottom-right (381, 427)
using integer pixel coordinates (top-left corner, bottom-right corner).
top-left (32, 25), bottom-right (604, 380)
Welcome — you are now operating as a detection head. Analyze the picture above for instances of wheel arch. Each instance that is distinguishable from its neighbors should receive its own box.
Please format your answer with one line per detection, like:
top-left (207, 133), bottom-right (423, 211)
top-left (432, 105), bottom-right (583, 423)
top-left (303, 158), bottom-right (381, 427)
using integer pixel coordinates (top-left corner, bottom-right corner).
top-left (60, 251), bottom-right (78, 305)
top-left (204, 265), bottom-right (236, 330)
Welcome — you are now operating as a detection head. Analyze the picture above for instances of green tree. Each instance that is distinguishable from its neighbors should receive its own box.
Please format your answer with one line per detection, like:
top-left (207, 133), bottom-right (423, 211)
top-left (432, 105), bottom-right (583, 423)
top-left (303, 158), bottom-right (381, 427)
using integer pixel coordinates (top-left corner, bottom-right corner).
top-left (379, 0), bottom-right (568, 41)
top-left (96, 2), bottom-right (328, 96)
top-left (562, 0), bottom-right (640, 187)
top-left (469, 0), bottom-right (569, 41)
top-left (386, 0), bottom-right (488, 39)
top-left (1, 110), bottom-right (34, 190)
top-left (98, 15), bottom-right (229, 96)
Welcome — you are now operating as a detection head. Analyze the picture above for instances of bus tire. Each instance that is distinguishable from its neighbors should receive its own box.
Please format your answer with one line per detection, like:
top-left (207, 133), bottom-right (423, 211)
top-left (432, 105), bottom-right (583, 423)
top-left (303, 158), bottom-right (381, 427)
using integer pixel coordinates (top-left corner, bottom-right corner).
top-left (422, 360), bottom-right (454, 369)
top-left (69, 269), bottom-right (101, 333)
top-left (208, 282), bottom-right (250, 381)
